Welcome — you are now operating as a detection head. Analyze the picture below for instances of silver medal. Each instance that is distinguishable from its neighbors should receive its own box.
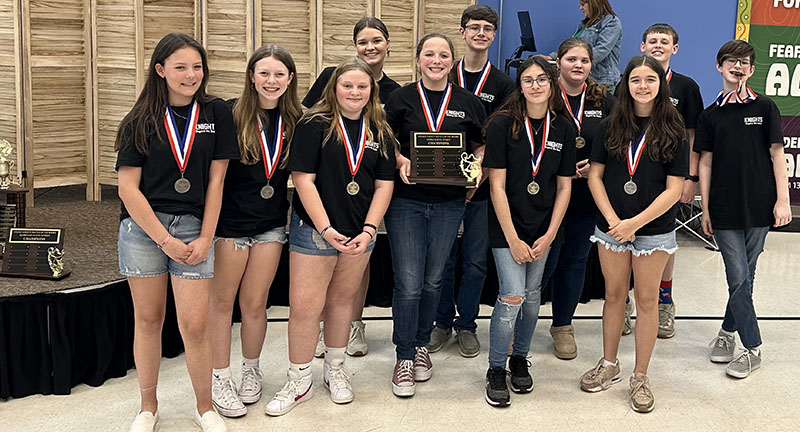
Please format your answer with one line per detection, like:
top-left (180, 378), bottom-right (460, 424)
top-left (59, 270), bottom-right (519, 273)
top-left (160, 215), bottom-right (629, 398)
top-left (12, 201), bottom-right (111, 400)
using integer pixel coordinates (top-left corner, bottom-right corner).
top-left (624, 180), bottom-right (637, 195)
top-left (174, 177), bottom-right (191, 194)
top-left (527, 180), bottom-right (540, 195)
top-left (575, 136), bottom-right (585, 149)
top-left (346, 181), bottom-right (360, 196)
top-left (260, 185), bottom-right (274, 199)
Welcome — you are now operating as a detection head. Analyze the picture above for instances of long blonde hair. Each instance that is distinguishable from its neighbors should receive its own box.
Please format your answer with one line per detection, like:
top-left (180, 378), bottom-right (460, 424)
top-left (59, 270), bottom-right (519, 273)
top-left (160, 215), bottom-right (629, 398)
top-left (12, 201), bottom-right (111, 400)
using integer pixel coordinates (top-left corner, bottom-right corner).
top-left (302, 58), bottom-right (396, 157)
top-left (232, 45), bottom-right (302, 166)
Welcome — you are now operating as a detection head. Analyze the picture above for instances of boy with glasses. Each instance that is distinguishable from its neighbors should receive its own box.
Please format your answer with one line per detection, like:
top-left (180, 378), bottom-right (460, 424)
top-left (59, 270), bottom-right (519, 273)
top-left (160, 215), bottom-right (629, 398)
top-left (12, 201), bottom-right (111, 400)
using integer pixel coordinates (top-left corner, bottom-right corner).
top-left (695, 40), bottom-right (791, 379)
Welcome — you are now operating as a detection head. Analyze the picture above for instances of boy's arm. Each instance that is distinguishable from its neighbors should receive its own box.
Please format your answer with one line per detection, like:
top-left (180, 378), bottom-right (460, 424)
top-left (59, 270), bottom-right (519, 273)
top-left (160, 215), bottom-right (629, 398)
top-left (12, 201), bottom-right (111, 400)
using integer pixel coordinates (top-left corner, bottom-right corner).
top-left (681, 129), bottom-right (699, 203)
top-left (699, 151), bottom-right (713, 236)
top-left (770, 143), bottom-right (792, 227)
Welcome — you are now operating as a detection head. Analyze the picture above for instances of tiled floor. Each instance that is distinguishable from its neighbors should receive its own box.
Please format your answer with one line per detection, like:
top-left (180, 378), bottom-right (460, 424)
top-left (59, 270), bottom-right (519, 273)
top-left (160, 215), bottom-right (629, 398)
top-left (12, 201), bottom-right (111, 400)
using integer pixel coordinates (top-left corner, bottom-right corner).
top-left (1, 232), bottom-right (799, 431)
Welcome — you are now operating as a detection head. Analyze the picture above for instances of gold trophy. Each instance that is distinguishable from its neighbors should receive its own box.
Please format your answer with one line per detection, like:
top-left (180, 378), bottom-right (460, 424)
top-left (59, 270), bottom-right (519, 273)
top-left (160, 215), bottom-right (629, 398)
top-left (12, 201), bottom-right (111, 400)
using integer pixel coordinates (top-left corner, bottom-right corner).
top-left (0, 138), bottom-right (14, 190)
top-left (459, 152), bottom-right (482, 184)
top-left (47, 247), bottom-right (65, 278)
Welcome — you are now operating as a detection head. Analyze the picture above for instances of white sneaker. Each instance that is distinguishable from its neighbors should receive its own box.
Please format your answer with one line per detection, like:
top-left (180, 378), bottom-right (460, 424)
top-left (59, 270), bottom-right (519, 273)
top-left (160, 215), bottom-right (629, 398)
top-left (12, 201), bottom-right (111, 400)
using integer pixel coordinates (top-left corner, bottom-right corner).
top-left (193, 410), bottom-right (227, 432)
top-left (238, 366), bottom-right (263, 404)
top-left (264, 370), bottom-right (313, 416)
top-left (314, 323), bottom-right (325, 358)
top-left (129, 411), bottom-right (158, 432)
top-left (346, 321), bottom-right (368, 357)
top-left (323, 360), bottom-right (354, 404)
top-left (211, 375), bottom-right (246, 418)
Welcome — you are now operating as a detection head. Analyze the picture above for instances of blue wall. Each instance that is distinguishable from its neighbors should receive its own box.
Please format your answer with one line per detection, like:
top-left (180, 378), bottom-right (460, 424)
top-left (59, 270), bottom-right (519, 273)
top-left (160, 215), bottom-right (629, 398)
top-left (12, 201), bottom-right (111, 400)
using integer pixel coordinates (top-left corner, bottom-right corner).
top-left (480, 0), bottom-right (738, 105)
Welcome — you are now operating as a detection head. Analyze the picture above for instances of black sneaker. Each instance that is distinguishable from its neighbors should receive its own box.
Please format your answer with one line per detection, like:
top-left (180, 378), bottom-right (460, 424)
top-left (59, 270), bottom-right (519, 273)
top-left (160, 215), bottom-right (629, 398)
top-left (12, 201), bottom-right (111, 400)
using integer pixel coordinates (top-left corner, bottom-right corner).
top-left (485, 366), bottom-right (510, 407)
top-left (508, 355), bottom-right (533, 393)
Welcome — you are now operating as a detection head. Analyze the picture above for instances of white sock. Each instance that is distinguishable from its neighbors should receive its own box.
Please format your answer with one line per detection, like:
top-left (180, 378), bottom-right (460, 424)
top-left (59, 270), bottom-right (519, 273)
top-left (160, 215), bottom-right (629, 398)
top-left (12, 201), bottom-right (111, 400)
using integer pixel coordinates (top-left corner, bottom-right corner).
top-left (289, 362), bottom-right (312, 378)
top-left (750, 347), bottom-right (761, 356)
top-left (325, 347), bottom-right (346, 367)
top-left (212, 367), bottom-right (231, 380)
top-left (719, 329), bottom-right (735, 337)
top-left (602, 358), bottom-right (617, 367)
top-left (242, 356), bottom-right (260, 369)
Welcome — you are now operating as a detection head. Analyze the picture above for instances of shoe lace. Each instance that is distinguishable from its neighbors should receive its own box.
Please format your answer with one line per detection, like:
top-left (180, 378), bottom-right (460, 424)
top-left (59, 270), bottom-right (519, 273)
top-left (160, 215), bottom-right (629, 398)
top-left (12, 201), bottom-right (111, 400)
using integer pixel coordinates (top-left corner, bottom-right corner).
top-left (240, 367), bottom-right (263, 393)
top-left (349, 324), bottom-right (365, 345)
top-left (658, 308), bottom-right (673, 327)
top-left (508, 356), bottom-right (531, 377)
top-left (328, 366), bottom-right (351, 389)
top-left (414, 347), bottom-right (430, 366)
top-left (630, 376), bottom-right (652, 399)
top-left (275, 377), bottom-right (304, 401)
top-left (395, 360), bottom-right (414, 382)
top-left (214, 378), bottom-right (240, 405)
top-left (488, 368), bottom-right (506, 387)
top-left (710, 335), bottom-right (732, 351)
top-left (587, 362), bottom-right (606, 380)
top-left (732, 350), bottom-right (752, 367)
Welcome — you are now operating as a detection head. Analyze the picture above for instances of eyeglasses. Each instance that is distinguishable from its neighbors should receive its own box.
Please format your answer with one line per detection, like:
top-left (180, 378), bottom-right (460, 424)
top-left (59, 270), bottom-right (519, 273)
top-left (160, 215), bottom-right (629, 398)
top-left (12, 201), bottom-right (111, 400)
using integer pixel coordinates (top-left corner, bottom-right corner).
top-left (723, 57), bottom-right (752, 67)
top-left (464, 24), bottom-right (496, 34)
top-left (521, 77), bottom-right (551, 87)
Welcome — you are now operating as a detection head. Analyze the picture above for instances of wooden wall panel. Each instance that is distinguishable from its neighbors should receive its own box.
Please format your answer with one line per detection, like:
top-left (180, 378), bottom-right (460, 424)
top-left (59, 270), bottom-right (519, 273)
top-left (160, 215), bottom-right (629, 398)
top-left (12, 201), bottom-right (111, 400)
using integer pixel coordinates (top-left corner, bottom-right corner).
top-left (376, 0), bottom-right (415, 85)
top-left (319, 0), bottom-right (369, 71)
top-left (205, 0), bottom-right (250, 99)
top-left (0, 0), bottom-right (21, 176)
top-left (260, 0), bottom-right (313, 95)
top-left (421, 0), bottom-right (474, 60)
top-left (142, 0), bottom-right (197, 62)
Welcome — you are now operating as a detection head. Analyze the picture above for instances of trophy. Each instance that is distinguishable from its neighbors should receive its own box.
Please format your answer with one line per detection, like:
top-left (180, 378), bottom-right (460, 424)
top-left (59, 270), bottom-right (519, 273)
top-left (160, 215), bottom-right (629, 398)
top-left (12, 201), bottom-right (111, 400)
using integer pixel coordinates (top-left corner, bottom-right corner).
top-left (48, 247), bottom-right (65, 278)
top-left (459, 152), bottom-right (482, 184)
top-left (0, 138), bottom-right (14, 190)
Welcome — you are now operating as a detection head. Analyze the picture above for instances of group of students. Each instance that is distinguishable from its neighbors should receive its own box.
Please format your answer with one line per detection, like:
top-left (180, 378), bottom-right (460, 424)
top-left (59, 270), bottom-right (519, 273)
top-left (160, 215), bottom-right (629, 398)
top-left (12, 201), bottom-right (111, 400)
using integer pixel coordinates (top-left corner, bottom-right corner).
top-left (114, 3), bottom-right (790, 431)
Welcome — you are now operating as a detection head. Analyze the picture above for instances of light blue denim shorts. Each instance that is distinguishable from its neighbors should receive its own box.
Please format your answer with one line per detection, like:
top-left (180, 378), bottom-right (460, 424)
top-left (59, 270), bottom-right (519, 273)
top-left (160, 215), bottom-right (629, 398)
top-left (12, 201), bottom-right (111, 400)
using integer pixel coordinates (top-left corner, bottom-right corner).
top-left (118, 212), bottom-right (214, 279)
top-left (215, 226), bottom-right (287, 250)
top-left (288, 210), bottom-right (375, 257)
top-left (590, 226), bottom-right (678, 256)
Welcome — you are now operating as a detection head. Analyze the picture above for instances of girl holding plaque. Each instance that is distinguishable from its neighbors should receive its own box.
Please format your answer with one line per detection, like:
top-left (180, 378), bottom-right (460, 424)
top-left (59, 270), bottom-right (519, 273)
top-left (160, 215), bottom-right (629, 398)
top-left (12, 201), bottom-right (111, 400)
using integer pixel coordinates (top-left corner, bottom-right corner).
top-left (208, 45), bottom-right (301, 418)
top-left (540, 37), bottom-right (616, 360)
top-left (383, 33), bottom-right (486, 398)
top-left (264, 58), bottom-right (396, 416)
top-left (115, 33), bottom-right (239, 432)
top-left (304, 16), bottom-right (401, 359)
top-left (481, 56), bottom-right (575, 407)
top-left (580, 55), bottom-right (686, 413)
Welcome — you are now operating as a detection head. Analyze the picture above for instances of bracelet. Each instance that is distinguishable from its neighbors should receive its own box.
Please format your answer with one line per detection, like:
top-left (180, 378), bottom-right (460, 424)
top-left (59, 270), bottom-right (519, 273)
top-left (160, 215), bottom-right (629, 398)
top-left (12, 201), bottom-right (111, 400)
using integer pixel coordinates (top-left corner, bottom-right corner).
top-left (685, 175), bottom-right (699, 182)
top-left (320, 225), bottom-right (332, 238)
top-left (362, 230), bottom-right (374, 240)
top-left (363, 223), bottom-right (378, 233)
top-left (157, 234), bottom-right (172, 249)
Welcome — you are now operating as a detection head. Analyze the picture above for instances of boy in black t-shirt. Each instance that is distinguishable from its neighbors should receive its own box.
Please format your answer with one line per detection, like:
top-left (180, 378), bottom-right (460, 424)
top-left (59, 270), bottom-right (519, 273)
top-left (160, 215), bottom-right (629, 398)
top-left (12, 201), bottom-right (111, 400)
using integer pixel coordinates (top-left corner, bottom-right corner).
top-left (428, 4), bottom-right (515, 358)
top-left (695, 40), bottom-right (791, 379)
top-left (639, 23), bottom-right (704, 339)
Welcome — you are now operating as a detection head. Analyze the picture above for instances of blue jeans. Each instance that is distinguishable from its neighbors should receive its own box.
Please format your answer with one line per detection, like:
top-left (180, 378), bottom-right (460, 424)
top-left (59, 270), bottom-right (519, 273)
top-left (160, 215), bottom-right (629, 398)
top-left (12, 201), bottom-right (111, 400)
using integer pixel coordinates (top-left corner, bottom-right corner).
top-left (488, 247), bottom-right (550, 368)
top-left (435, 199), bottom-right (489, 332)
top-left (541, 212), bottom-right (596, 327)
top-left (715, 227), bottom-right (769, 349)
top-left (385, 197), bottom-right (466, 360)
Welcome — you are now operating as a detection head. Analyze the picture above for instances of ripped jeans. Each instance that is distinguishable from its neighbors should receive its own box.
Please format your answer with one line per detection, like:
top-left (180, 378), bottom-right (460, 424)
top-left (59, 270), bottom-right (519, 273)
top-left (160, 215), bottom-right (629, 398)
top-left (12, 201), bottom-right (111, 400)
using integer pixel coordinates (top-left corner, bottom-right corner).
top-left (488, 247), bottom-right (550, 368)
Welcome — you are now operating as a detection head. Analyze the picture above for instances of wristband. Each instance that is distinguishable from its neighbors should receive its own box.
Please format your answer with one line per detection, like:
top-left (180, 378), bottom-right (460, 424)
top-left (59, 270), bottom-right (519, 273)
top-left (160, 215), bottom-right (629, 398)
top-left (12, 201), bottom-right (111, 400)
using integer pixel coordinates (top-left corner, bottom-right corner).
top-left (363, 223), bottom-right (378, 233)
top-left (157, 234), bottom-right (172, 249)
top-left (362, 230), bottom-right (374, 240)
top-left (320, 225), bottom-right (332, 238)
top-left (685, 175), bottom-right (699, 182)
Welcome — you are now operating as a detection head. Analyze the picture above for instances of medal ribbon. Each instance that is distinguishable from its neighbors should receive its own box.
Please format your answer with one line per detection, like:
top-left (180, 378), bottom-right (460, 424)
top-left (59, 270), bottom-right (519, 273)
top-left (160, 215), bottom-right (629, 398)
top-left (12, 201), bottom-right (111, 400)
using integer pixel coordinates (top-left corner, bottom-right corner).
top-left (257, 112), bottom-right (284, 180)
top-left (559, 82), bottom-right (586, 133)
top-left (164, 100), bottom-right (199, 173)
top-left (337, 115), bottom-right (367, 177)
top-left (417, 81), bottom-right (452, 132)
top-left (524, 113), bottom-right (550, 178)
top-left (715, 79), bottom-right (757, 106)
top-left (456, 58), bottom-right (491, 96)
top-left (626, 126), bottom-right (648, 177)
top-left (666, 68), bottom-right (673, 83)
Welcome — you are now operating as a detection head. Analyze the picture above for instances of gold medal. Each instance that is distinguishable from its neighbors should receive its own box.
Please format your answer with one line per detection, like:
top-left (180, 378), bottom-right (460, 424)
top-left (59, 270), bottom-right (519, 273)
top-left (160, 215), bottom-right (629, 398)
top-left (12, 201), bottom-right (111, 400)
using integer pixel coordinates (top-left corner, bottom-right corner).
top-left (527, 180), bottom-right (540, 195)
top-left (347, 181), bottom-right (360, 196)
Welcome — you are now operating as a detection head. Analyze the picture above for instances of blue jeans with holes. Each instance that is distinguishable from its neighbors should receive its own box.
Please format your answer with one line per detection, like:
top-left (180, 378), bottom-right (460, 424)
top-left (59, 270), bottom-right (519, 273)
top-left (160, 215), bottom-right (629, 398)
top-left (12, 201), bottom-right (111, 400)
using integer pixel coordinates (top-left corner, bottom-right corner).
top-left (385, 197), bottom-right (466, 360)
top-left (715, 226), bottom-right (769, 349)
top-left (488, 247), bottom-right (550, 368)
top-left (435, 199), bottom-right (489, 333)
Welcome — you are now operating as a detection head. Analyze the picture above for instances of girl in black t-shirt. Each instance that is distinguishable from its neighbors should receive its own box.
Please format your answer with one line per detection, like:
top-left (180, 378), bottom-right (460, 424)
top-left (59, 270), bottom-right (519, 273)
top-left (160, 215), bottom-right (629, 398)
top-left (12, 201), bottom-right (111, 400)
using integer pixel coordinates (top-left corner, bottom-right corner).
top-left (208, 45), bottom-right (301, 418)
top-left (115, 33), bottom-right (238, 431)
top-left (265, 58), bottom-right (396, 416)
top-left (481, 56), bottom-right (575, 407)
top-left (541, 37), bottom-right (616, 360)
top-left (581, 55), bottom-right (687, 413)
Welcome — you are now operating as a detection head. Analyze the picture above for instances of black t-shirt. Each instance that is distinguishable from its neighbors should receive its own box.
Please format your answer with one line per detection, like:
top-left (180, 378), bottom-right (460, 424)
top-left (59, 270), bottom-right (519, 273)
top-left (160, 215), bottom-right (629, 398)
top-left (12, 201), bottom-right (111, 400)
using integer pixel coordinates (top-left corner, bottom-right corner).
top-left (590, 116), bottom-right (688, 235)
top-left (693, 94), bottom-right (783, 229)
top-left (483, 113), bottom-right (577, 248)
top-left (116, 98), bottom-right (240, 221)
top-left (217, 103), bottom-right (291, 238)
top-left (302, 66), bottom-right (401, 108)
top-left (385, 83), bottom-right (487, 203)
top-left (288, 116), bottom-right (396, 238)
top-left (566, 91), bottom-right (616, 215)
top-left (668, 71), bottom-right (703, 129)
top-left (451, 61), bottom-right (515, 202)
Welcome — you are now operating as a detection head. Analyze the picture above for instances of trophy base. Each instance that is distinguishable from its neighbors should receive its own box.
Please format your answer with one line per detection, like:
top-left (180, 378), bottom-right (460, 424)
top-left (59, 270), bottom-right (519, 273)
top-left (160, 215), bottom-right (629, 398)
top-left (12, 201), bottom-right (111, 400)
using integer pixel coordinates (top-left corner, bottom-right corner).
top-left (0, 268), bottom-right (71, 280)
top-left (407, 176), bottom-right (477, 187)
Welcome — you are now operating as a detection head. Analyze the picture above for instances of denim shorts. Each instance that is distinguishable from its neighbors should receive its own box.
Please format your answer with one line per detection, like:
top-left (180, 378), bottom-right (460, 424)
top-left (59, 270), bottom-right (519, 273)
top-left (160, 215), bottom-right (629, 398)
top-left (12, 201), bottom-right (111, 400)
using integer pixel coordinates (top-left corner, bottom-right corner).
top-left (590, 226), bottom-right (678, 256)
top-left (288, 210), bottom-right (375, 257)
top-left (215, 226), bottom-right (287, 250)
top-left (118, 212), bottom-right (215, 279)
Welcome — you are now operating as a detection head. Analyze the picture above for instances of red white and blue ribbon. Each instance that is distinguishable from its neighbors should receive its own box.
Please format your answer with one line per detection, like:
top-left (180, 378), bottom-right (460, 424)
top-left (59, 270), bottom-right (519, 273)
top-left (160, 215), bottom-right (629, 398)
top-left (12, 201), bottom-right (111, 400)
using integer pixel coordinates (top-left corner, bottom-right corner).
top-left (337, 114), bottom-right (367, 178)
top-left (164, 100), bottom-right (199, 173)
top-left (627, 126), bottom-right (648, 177)
top-left (257, 112), bottom-right (284, 180)
top-left (715, 80), bottom-right (757, 106)
top-left (417, 81), bottom-right (452, 132)
top-left (666, 68), bottom-right (673, 83)
top-left (456, 58), bottom-right (491, 96)
top-left (525, 113), bottom-right (550, 178)
top-left (559, 82), bottom-right (586, 133)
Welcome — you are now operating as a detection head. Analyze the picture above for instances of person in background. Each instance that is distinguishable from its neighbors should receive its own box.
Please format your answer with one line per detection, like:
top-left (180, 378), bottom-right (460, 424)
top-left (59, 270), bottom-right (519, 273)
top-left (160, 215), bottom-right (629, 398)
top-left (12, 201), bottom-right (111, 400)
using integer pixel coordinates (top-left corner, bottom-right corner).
top-left (573, 0), bottom-right (622, 90)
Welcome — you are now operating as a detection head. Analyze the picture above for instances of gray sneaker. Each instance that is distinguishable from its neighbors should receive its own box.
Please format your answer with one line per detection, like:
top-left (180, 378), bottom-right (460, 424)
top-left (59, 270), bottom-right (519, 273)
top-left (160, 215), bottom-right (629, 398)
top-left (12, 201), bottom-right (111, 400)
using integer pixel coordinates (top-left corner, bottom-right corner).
top-left (622, 301), bottom-right (634, 335)
top-left (455, 329), bottom-right (480, 358)
top-left (726, 349), bottom-right (761, 379)
top-left (629, 373), bottom-right (655, 413)
top-left (580, 358), bottom-right (621, 392)
top-left (314, 323), bottom-right (325, 358)
top-left (426, 326), bottom-right (452, 353)
top-left (709, 331), bottom-right (736, 363)
top-left (657, 303), bottom-right (676, 339)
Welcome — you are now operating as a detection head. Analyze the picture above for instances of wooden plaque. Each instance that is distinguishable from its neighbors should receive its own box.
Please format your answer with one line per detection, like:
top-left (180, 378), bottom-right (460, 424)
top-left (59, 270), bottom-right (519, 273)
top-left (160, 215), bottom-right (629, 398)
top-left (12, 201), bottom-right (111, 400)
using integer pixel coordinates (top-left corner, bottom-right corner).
top-left (0, 228), bottom-right (71, 280)
top-left (408, 131), bottom-right (475, 186)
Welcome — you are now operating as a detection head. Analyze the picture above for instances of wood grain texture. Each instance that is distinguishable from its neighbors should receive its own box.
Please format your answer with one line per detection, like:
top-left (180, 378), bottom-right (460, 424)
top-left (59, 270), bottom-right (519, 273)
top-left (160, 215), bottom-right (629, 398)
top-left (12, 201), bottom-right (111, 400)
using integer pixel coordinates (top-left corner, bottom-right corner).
top-left (421, 0), bottom-right (474, 60)
top-left (376, 0), bottom-right (415, 85)
top-left (205, 0), bottom-right (249, 99)
top-left (319, 0), bottom-right (369, 69)
top-left (0, 0), bottom-right (20, 173)
top-left (261, 0), bottom-right (313, 95)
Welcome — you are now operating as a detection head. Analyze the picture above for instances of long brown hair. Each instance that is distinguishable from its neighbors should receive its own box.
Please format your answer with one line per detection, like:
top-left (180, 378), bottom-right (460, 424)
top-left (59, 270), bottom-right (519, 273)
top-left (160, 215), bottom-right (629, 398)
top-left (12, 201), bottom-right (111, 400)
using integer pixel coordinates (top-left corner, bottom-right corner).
top-left (556, 37), bottom-right (608, 105)
top-left (232, 45), bottom-right (302, 167)
top-left (302, 58), bottom-right (396, 158)
top-left (605, 55), bottom-right (685, 163)
top-left (115, 33), bottom-right (212, 154)
top-left (484, 56), bottom-right (564, 141)
top-left (581, 0), bottom-right (616, 27)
